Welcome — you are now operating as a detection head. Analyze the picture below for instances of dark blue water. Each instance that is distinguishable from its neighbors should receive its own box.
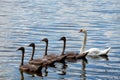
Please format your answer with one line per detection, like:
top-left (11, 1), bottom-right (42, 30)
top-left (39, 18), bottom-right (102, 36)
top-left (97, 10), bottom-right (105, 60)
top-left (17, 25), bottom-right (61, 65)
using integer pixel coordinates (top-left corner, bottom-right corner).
top-left (0, 0), bottom-right (120, 80)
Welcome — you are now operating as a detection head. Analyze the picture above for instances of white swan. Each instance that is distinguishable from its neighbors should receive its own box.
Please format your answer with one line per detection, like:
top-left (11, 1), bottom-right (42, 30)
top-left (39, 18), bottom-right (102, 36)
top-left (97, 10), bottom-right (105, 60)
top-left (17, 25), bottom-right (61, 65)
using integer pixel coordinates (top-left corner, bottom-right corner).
top-left (85, 47), bottom-right (111, 56)
top-left (79, 28), bottom-right (111, 56)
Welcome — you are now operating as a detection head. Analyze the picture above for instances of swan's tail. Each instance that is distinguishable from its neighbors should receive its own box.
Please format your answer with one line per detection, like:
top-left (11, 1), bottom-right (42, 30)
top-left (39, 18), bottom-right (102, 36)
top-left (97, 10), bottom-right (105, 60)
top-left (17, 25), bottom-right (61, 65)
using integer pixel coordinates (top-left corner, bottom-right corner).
top-left (105, 47), bottom-right (111, 54)
top-left (99, 47), bottom-right (111, 56)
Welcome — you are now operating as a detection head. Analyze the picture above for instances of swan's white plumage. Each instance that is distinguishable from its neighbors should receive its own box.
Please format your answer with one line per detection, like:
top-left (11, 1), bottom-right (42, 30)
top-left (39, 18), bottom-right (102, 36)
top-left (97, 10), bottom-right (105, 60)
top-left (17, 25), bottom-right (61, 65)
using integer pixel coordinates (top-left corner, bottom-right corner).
top-left (86, 47), bottom-right (111, 56)
top-left (79, 28), bottom-right (111, 56)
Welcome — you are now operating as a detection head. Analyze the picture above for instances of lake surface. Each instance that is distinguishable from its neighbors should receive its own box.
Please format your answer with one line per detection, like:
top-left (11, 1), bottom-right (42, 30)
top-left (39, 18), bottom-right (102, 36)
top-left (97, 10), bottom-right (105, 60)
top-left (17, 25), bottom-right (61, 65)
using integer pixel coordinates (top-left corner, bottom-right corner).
top-left (0, 0), bottom-right (120, 80)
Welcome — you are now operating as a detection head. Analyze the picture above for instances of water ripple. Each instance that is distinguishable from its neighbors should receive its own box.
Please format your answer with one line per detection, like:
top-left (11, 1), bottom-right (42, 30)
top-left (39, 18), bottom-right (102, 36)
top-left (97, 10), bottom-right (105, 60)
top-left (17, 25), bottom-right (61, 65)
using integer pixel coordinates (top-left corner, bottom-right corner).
top-left (0, 0), bottom-right (120, 80)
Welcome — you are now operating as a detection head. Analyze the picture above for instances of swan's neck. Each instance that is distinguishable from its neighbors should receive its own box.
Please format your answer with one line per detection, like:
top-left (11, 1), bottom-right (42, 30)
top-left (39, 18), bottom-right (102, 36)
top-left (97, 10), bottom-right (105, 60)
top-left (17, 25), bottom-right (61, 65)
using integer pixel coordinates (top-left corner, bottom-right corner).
top-left (80, 32), bottom-right (87, 53)
top-left (45, 41), bottom-right (48, 56)
top-left (21, 49), bottom-right (24, 66)
top-left (20, 70), bottom-right (24, 80)
top-left (30, 46), bottom-right (35, 61)
top-left (61, 39), bottom-right (66, 55)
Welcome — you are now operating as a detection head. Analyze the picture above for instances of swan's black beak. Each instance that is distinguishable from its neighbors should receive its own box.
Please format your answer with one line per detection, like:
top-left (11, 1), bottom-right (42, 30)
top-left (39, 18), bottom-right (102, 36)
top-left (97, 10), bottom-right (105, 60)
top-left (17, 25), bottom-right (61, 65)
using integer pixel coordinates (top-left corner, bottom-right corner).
top-left (16, 49), bottom-right (19, 51)
top-left (59, 38), bottom-right (62, 41)
top-left (79, 29), bottom-right (82, 33)
top-left (17, 47), bottom-right (21, 51)
top-left (28, 43), bottom-right (34, 47)
top-left (17, 47), bottom-right (24, 51)
top-left (41, 38), bottom-right (48, 41)
top-left (28, 44), bottom-right (32, 47)
top-left (41, 39), bottom-right (44, 41)
top-left (59, 36), bottom-right (66, 41)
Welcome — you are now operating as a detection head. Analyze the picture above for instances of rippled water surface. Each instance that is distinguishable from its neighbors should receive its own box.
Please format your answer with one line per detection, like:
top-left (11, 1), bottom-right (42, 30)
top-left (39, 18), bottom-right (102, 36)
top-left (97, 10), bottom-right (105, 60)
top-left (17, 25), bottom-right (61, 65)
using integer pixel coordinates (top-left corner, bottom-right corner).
top-left (0, 0), bottom-right (120, 80)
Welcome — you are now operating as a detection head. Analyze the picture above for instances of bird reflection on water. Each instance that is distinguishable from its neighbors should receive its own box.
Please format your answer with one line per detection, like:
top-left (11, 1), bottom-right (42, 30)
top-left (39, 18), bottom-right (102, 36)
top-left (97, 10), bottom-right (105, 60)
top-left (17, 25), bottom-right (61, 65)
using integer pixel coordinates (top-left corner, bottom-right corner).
top-left (19, 67), bottom-right (48, 80)
top-left (56, 62), bottom-right (68, 75)
top-left (80, 59), bottom-right (87, 80)
top-left (19, 52), bottom-right (110, 80)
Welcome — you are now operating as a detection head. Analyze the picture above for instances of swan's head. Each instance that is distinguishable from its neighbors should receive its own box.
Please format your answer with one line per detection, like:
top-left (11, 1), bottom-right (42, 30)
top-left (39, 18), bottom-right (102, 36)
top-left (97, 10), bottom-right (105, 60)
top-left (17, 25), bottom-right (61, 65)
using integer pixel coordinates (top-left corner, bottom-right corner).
top-left (79, 28), bottom-right (87, 33)
top-left (41, 38), bottom-right (48, 43)
top-left (17, 47), bottom-right (24, 51)
top-left (28, 43), bottom-right (35, 48)
top-left (59, 36), bottom-right (66, 41)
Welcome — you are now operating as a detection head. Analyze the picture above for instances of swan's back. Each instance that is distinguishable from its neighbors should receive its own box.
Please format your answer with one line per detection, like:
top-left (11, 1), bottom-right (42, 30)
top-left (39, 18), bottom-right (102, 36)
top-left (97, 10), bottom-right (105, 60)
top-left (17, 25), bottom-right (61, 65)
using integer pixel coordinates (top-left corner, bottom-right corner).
top-left (65, 52), bottom-right (78, 59)
top-left (86, 48), bottom-right (100, 55)
top-left (86, 47), bottom-right (111, 56)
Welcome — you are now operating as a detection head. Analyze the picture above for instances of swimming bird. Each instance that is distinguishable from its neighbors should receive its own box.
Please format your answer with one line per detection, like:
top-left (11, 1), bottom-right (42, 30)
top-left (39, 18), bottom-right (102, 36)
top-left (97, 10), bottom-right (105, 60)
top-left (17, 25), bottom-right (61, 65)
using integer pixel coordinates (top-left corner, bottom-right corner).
top-left (41, 38), bottom-right (58, 60)
top-left (59, 36), bottom-right (77, 59)
top-left (17, 47), bottom-right (42, 72)
top-left (28, 43), bottom-right (56, 67)
top-left (79, 28), bottom-right (111, 56)
top-left (59, 36), bottom-right (88, 59)
top-left (42, 38), bottom-right (67, 63)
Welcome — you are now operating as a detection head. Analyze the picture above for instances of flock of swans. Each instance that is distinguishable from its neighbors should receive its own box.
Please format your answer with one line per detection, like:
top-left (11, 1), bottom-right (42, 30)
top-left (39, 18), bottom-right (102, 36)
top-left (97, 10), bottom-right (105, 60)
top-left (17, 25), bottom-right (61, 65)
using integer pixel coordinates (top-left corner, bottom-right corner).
top-left (17, 28), bottom-right (111, 75)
